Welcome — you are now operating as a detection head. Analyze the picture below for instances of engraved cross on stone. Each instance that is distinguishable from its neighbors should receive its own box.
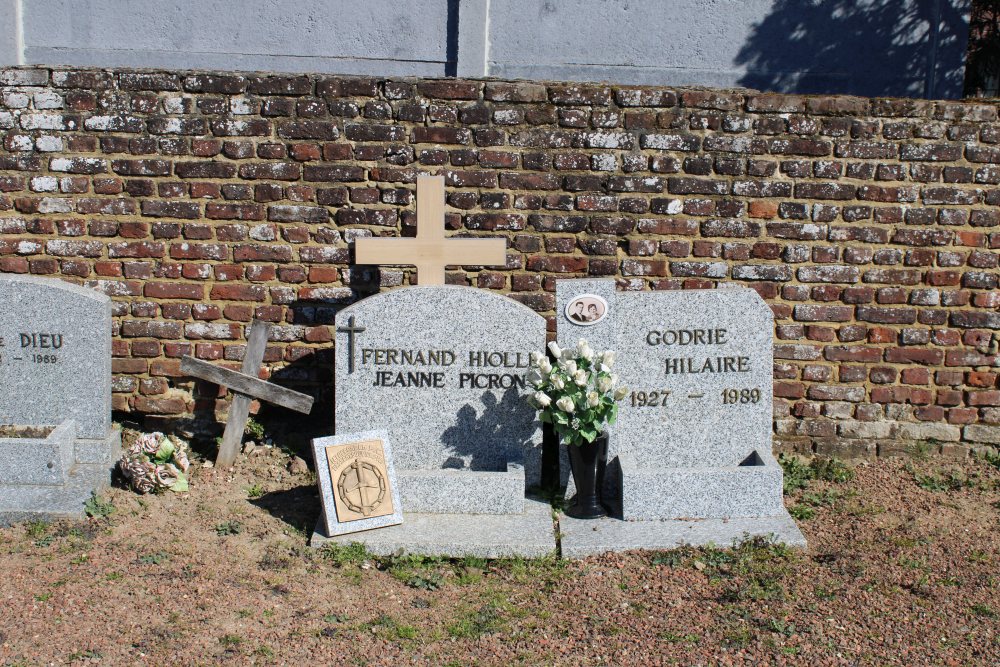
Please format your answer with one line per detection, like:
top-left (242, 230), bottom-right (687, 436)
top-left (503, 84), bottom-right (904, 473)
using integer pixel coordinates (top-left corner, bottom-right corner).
top-left (354, 174), bottom-right (507, 285)
top-left (180, 319), bottom-right (314, 468)
top-left (337, 315), bottom-right (365, 373)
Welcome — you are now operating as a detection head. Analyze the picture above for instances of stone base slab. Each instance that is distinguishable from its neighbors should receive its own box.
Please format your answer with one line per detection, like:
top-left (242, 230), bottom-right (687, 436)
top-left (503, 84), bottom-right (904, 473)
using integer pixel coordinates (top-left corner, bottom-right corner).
top-left (559, 511), bottom-right (807, 558)
top-left (0, 462), bottom-right (113, 526)
top-left (310, 497), bottom-right (556, 558)
top-left (620, 451), bottom-right (785, 520)
top-left (397, 464), bottom-right (525, 514)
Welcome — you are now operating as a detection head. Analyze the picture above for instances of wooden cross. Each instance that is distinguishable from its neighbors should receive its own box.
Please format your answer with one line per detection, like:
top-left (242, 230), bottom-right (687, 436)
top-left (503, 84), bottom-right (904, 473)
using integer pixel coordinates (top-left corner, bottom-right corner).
top-left (354, 174), bottom-right (507, 285)
top-left (180, 319), bottom-right (314, 468)
top-left (337, 315), bottom-right (365, 373)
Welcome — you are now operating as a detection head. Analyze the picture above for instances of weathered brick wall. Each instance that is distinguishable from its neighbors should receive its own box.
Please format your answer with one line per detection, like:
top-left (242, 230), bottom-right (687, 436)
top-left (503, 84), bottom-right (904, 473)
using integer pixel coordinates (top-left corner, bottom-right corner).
top-left (1, 66), bottom-right (998, 458)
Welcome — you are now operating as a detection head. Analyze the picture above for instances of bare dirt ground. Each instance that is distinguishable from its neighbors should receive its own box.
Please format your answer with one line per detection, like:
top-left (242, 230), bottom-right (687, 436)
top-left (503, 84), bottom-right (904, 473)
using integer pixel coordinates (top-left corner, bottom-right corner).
top-left (1, 428), bottom-right (998, 666)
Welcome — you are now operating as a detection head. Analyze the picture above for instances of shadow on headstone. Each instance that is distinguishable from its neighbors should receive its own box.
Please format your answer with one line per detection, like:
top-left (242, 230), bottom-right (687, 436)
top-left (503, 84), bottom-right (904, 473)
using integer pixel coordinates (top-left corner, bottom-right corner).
top-left (440, 388), bottom-right (529, 472)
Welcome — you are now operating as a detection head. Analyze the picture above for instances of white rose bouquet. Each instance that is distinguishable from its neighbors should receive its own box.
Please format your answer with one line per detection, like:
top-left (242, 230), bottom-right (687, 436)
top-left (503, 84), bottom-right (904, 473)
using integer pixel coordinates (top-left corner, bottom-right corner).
top-left (526, 338), bottom-right (628, 446)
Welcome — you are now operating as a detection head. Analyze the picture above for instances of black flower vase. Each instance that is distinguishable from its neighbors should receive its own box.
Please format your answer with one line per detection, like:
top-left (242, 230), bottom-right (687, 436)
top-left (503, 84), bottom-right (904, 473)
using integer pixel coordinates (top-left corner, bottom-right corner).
top-left (565, 432), bottom-right (608, 519)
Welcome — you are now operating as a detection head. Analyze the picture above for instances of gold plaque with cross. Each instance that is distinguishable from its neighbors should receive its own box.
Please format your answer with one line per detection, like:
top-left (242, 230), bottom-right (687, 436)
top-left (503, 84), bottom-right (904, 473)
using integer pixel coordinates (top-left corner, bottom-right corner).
top-left (325, 438), bottom-right (395, 522)
top-left (354, 174), bottom-right (507, 285)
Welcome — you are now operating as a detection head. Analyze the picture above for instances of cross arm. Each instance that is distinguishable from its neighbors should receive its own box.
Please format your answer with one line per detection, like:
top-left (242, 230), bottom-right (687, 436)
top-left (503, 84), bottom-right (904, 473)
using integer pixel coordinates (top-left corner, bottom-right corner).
top-left (180, 356), bottom-right (314, 414)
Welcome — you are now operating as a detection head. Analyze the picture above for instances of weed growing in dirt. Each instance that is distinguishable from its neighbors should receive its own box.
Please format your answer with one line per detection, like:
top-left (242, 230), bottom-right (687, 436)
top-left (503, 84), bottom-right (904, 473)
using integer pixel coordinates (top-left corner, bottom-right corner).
top-left (245, 483), bottom-right (266, 499)
top-left (84, 492), bottom-right (115, 519)
top-left (447, 602), bottom-right (506, 638)
top-left (259, 544), bottom-right (293, 570)
top-left (650, 546), bottom-right (698, 567)
top-left (387, 554), bottom-right (446, 590)
top-left (138, 552), bottom-right (169, 565)
top-left (981, 448), bottom-right (1000, 471)
top-left (908, 464), bottom-right (974, 493)
top-left (810, 458), bottom-right (854, 484)
top-left (789, 504), bottom-right (815, 520)
top-left (320, 542), bottom-right (370, 567)
top-left (715, 536), bottom-right (794, 602)
top-left (244, 417), bottom-right (266, 440)
top-left (971, 604), bottom-right (998, 619)
top-left (218, 633), bottom-right (242, 648)
top-left (779, 455), bottom-right (853, 495)
top-left (24, 520), bottom-right (48, 540)
top-left (779, 454), bottom-right (812, 493)
top-left (214, 520), bottom-right (243, 536)
top-left (906, 440), bottom-right (937, 460)
top-left (67, 650), bottom-right (101, 661)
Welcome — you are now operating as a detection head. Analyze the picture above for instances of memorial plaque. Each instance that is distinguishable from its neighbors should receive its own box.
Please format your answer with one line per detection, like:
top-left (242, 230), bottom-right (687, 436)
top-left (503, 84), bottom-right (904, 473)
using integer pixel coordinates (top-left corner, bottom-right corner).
top-left (313, 430), bottom-right (402, 537)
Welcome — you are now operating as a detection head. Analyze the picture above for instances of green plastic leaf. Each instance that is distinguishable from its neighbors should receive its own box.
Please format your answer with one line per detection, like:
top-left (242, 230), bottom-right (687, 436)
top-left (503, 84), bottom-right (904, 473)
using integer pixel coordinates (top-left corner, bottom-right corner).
top-left (154, 439), bottom-right (175, 464)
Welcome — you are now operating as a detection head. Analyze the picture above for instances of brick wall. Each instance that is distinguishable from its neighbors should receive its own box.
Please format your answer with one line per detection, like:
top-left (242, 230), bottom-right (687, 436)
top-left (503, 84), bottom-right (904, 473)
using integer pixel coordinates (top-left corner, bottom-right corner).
top-left (0, 66), bottom-right (998, 458)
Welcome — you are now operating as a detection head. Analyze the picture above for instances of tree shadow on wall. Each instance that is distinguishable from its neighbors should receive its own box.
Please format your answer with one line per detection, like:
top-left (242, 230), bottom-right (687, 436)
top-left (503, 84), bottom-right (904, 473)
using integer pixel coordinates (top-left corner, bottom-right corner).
top-left (734, 0), bottom-right (971, 99)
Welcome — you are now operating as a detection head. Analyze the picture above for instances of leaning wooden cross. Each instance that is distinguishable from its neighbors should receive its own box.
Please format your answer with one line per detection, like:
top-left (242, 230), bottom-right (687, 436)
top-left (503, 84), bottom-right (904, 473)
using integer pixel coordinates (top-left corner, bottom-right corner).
top-left (181, 319), bottom-right (314, 468)
top-left (355, 174), bottom-right (507, 285)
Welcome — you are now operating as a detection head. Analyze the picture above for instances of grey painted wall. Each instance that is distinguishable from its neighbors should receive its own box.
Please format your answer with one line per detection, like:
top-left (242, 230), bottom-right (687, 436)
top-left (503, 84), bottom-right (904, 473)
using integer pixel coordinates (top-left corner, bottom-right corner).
top-left (0, 0), bottom-right (18, 66)
top-left (20, 0), bottom-right (453, 76)
top-left (0, 0), bottom-right (973, 99)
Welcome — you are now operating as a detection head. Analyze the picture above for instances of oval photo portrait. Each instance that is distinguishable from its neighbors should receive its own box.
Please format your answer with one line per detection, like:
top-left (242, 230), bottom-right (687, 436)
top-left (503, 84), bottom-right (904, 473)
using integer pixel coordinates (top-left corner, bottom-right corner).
top-left (564, 294), bottom-right (608, 326)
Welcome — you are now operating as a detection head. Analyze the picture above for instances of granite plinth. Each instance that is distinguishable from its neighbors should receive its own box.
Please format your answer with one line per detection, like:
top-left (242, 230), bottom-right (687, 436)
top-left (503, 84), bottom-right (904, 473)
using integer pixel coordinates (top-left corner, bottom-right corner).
top-left (310, 498), bottom-right (557, 558)
top-left (312, 430), bottom-right (403, 537)
top-left (0, 426), bottom-right (120, 526)
top-left (0, 275), bottom-right (112, 440)
top-left (619, 451), bottom-right (785, 520)
top-left (559, 512), bottom-right (807, 558)
top-left (334, 286), bottom-right (546, 512)
top-left (399, 462), bottom-right (524, 514)
top-left (0, 420), bottom-right (75, 486)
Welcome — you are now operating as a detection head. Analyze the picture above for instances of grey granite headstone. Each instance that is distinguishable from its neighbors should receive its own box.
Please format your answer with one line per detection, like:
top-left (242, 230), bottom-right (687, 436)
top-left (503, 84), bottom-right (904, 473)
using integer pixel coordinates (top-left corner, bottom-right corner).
top-left (0, 274), bottom-right (120, 525)
top-left (311, 285), bottom-right (556, 557)
top-left (334, 286), bottom-right (544, 514)
top-left (0, 274), bottom-right (111, 440)
top-left (555, 279), bottom-right (804, 554)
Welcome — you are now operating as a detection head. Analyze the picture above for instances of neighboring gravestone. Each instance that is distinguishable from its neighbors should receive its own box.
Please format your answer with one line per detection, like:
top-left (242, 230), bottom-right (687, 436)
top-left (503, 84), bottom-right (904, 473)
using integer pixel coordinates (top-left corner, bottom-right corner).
top-left (311, 285), bottom-right (555, 557)
top-left (555, 279), bottom-right (804, 556)
top-left (0, 274), bottom-right (120, 524)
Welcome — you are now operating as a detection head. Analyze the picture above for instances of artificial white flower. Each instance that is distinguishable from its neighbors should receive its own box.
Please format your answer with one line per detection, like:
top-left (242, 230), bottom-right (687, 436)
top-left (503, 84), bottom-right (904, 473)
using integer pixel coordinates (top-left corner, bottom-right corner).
top-left (601, 350), bottom-right (616, 368)
top-left (613, 386), bottom-right (629, 400)
top-left (572, 369), bottom-right (588, 386)
top-left (561, 347), bottom-right (575, 361)
top-left (547, 341), bottom-right (562, 358)
top-left (586, 391), bottom-right (600, 407)
top-left (538, 358), bottom-right (552, 374)
top-left (597, 375), bottom-right (613, 393)
top-left (563, 359), bottom-right (577, 375)
top-left (526, 369), bottom-right (544, 387)
top-left (556, 396), bottom-right (575, 413)
top-left (534, 391), bottom-right (552, 407)
top-left (529, 351), bottom-right (544, 366)
top-left (577, 339), bottom-right (594, 360)
top-left (551, 375), bottom-right (566, 390)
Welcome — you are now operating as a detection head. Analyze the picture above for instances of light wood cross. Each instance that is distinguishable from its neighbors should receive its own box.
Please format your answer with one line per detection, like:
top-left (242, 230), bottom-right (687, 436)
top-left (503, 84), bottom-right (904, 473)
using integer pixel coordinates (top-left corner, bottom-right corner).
top-left (180, 319), bottom-right (314, 468)
top-left (354, 174), bottom-right (507, 285)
